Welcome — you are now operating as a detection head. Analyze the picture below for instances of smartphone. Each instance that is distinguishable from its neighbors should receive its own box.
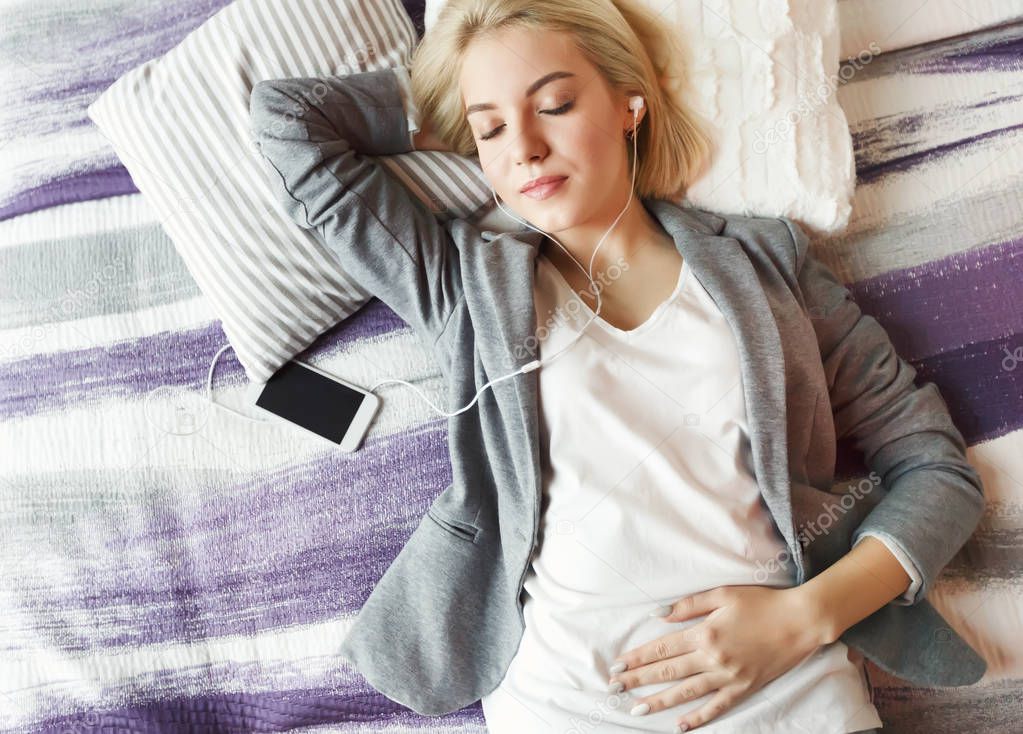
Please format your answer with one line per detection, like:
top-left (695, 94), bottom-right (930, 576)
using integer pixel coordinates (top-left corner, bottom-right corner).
top-left (245, 359), bottom-right (380, 452)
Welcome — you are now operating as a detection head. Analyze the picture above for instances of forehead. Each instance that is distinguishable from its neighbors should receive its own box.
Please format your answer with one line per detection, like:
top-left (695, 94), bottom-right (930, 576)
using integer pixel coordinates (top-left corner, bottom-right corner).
top-left (459, 26), bottom-right (589, 104)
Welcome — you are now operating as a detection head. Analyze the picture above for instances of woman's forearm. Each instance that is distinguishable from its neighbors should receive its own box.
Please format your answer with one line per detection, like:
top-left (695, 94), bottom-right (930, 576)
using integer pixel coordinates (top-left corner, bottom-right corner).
top-left (796, 534), bottom-right (913, 646)
top-left (248, 69), bottom-right (463, 342)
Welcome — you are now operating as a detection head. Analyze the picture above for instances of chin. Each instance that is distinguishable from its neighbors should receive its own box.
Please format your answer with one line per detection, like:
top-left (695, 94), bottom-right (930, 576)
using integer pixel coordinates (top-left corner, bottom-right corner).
top-left (538, 197), bottom-right (587, 231)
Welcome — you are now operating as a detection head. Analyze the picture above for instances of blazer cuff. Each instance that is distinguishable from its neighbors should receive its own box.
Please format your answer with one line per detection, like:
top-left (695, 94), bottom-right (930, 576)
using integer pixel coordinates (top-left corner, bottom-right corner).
top-left (391, 66), bottom-right (421, 149)
top-left (854, 531), bottom-right (922, 605)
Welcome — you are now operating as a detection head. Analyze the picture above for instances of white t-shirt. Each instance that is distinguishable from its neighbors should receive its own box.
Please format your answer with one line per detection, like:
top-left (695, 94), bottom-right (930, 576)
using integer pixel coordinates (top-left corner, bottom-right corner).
top-left (480, 253), bottom-right (884, 734)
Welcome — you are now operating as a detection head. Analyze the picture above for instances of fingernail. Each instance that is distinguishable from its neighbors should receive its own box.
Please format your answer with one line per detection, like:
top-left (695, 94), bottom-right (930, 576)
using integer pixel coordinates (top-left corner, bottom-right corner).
top-left (649, 604), bottom-right (673, 617)
top-left (626, 700), bottom-right (650, 716)
top-left (609, 661), bottom-right (627, 674)
top-left (607, 680), bottom-right (624, 693)
top-left (673, 725), bottom-right (690, 733)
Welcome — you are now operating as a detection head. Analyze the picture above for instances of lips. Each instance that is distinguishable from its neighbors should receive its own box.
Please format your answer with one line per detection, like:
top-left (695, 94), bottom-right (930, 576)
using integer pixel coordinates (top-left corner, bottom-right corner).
top-left (521, 176), bottom-right (568, 200)
top-left (520, 175), bottom-right (568, 194)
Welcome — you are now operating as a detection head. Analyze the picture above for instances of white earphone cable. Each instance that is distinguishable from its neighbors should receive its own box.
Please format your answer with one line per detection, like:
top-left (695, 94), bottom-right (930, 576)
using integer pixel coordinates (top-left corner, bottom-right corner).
top-left (368, 96), bottom-right (645, 417)
top-left (205, 97), bottom-right (645, 422)
top-left (207, 343), bottom-right (271, 423)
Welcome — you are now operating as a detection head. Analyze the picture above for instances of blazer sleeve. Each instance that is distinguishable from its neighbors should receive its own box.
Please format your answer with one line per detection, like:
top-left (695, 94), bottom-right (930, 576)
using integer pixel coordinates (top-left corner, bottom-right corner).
top-left (781, 216), bottom-right (986, 606)
top-left (248, 67), bottom-right (462, 347)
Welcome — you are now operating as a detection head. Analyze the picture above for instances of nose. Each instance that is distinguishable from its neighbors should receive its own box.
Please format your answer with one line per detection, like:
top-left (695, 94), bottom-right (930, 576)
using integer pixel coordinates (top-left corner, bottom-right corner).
top-left (510, 119), bottom-right (549, 168)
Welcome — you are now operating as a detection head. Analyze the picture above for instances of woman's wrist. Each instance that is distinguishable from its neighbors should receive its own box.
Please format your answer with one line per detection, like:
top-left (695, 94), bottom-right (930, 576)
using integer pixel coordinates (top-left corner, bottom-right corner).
top-left (779, 584), bottom-right (837, 648)
top-left (413, 121), bottom-right (452, 152)
top-left (793, 535), bottom-right (915, 647)
top-left (789, 584), bottom-right (840, 647)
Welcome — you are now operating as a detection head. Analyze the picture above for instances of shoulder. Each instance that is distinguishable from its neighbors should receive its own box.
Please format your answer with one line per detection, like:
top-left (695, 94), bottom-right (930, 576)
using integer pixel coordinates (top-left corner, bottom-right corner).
top-left (681, 204), bottom-right (804, 280)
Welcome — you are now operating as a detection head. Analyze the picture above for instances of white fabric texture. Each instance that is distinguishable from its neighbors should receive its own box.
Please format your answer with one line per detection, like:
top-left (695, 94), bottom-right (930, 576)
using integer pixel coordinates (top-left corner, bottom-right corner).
top-left (425, 0), bottom-right (857, 235)
top-left (479, 253), bottom-right (888, 732)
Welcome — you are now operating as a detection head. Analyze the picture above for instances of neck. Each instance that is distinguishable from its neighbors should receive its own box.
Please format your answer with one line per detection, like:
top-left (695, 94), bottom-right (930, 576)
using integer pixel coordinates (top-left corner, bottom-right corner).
top-left (539, 193), bottom-right (671, 278)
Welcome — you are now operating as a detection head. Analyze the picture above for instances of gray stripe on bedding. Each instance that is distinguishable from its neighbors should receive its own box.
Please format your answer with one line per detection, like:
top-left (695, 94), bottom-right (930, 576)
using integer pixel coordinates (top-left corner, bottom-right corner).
top-left (819, 185), bottom-right (1023, 283)
top-left (0, 224), bottom-right (200, 330)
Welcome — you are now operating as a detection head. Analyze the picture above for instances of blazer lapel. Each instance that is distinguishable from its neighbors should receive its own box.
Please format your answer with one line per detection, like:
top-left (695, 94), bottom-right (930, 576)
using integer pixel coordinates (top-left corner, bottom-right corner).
top-left (643, 200), bottom-right (797, 557)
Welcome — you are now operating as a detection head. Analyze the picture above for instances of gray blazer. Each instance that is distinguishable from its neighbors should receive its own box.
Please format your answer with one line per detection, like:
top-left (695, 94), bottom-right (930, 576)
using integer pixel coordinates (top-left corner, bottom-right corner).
top-left (249, 68), bottom-right (987, 716)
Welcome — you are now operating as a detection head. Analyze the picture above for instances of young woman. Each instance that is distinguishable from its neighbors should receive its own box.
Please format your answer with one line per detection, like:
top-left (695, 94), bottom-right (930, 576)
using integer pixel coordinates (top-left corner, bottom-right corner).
top-left (248, 0), bottom-right (985, 731)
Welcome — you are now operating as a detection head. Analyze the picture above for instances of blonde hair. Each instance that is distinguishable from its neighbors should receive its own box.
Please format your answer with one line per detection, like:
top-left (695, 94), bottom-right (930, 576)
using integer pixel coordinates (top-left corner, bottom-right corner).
top-left (409, 0), bottom-right (713, 199)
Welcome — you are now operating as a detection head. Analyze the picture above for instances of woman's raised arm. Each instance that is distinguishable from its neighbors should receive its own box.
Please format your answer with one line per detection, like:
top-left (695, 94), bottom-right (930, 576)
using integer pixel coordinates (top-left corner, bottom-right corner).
top-left (248, 67), bottom-right (463, 347)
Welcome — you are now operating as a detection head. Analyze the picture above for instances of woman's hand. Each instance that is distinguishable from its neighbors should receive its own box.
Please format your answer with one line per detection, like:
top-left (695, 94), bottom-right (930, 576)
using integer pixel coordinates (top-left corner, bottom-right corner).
top-left (412, 119), bottom-right (452, 152)
top-left (608, 585), bottom-right (828, 731)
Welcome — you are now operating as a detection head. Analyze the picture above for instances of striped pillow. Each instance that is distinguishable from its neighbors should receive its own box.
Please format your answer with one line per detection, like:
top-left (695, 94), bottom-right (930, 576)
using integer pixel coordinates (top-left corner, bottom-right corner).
top-left (86, 0), bottom-right (490, 383)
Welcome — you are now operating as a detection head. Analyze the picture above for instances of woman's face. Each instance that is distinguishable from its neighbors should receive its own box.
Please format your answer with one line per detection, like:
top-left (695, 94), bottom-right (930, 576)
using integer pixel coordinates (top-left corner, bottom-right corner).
top-left (459, 26), bottom-right (643, 234)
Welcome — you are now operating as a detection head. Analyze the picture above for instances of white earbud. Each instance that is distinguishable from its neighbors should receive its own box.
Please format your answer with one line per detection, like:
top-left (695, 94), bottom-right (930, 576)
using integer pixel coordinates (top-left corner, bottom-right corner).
top-left (207, 94), bottom-right (649, 426)
top-left (360, 93), bottom-right (646, 419)
top-left (626, 96), bottom-right (644, 138)
top-left (372, 90), bottom-right (642, 417)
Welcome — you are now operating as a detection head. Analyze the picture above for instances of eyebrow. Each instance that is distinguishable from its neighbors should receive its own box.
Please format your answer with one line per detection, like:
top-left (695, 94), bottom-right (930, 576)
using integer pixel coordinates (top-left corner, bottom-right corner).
top-left (465, 70), bottom-right (576, 116)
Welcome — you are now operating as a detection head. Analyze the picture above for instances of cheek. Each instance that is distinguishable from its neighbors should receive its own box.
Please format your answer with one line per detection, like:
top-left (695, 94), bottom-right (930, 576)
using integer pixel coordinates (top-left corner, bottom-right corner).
top-left (562, 123), bottom-right (615, 171)
top-left (479, 164), bottom-right (505, 195)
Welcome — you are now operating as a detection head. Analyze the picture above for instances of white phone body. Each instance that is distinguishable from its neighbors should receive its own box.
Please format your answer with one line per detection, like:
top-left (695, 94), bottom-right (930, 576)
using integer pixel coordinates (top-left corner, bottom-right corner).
top-left (245, 359), bottom-right (380, 452)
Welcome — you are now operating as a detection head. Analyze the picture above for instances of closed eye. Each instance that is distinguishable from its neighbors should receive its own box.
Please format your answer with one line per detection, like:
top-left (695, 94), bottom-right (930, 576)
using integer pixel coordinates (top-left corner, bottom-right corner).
top-left (479, 101), bottom-right (575, 141)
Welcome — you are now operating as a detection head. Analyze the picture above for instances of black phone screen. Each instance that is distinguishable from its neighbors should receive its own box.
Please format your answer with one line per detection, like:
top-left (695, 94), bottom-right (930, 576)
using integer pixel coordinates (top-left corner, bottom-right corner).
top-left (255, 361), bottom-right (367, 444)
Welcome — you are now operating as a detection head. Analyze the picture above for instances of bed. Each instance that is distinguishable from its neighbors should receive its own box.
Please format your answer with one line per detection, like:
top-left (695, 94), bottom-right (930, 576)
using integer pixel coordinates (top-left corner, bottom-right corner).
top-left (1, 1), bottom-right (1021, 731)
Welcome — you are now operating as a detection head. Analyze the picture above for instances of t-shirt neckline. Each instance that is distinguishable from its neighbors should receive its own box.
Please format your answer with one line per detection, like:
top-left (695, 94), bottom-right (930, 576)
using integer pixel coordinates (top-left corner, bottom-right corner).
top-left (538, 253), bottom-right (688, 338)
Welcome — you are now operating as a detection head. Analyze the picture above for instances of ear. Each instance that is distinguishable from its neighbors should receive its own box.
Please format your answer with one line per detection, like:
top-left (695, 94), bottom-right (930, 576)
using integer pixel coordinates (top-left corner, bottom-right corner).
top-left (623, 93), bottom-right (646, 132)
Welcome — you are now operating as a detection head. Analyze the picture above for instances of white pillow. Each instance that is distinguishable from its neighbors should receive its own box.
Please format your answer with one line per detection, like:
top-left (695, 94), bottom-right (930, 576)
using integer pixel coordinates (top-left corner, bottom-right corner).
top-left (87, 0), bottom-right (490, 383)
top-left (426, 0), bottom-right (856, 235)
